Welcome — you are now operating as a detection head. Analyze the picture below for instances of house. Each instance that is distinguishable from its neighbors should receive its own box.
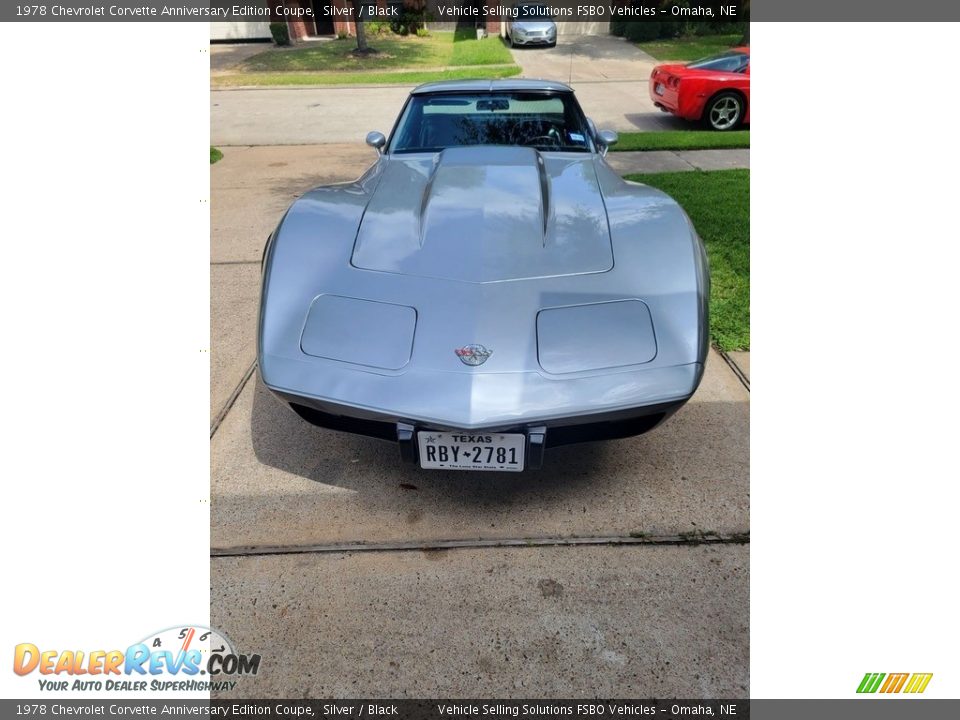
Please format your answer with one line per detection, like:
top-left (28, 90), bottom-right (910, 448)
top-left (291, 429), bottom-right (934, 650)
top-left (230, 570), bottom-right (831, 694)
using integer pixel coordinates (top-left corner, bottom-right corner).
top-left (210, 1), bottom-right (613, 44)
top-left (210, 1), bottom-right (504, 43)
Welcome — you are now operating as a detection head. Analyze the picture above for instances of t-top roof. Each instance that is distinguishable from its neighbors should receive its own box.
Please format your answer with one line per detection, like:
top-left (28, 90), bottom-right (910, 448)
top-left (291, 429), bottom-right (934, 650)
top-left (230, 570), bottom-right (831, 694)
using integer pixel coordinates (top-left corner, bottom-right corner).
top-left (411, 78), bottom-right (575, 95)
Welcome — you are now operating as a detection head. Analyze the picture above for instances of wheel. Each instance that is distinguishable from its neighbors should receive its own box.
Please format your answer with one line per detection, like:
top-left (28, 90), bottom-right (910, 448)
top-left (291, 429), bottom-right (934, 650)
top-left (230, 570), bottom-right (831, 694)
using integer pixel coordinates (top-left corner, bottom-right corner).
top-left (704, 91), bottom-right (744, 131)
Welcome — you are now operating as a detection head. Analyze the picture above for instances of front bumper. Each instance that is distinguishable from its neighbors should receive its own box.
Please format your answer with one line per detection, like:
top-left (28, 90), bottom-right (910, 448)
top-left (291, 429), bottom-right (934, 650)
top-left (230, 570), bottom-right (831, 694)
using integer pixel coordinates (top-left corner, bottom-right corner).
top-left (282, 395), bottom-right (688, 469)
top-left (261, 358), bottom-right (703, 469)
top-left (511, 33), bottom-right (556, 45)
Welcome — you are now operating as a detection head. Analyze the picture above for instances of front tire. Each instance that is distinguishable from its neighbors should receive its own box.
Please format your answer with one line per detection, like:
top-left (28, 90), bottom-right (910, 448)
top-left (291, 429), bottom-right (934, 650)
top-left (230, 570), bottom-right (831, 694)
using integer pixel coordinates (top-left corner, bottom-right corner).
top-left (704, 91), bottom-right (744, 131)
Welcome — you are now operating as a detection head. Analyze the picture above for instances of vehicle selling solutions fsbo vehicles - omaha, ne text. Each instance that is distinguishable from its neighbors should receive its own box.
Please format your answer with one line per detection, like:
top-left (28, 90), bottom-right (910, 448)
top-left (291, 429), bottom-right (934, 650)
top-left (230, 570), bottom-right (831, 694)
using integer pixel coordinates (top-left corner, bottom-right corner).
top-left (258, 80), bottom-right (710, 472)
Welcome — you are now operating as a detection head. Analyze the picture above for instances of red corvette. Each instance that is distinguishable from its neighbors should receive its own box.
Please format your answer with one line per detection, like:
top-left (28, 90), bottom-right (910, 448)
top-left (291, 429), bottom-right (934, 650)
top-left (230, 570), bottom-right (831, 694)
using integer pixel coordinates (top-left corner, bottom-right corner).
top-left (650, 47), bottom-right (750, 131)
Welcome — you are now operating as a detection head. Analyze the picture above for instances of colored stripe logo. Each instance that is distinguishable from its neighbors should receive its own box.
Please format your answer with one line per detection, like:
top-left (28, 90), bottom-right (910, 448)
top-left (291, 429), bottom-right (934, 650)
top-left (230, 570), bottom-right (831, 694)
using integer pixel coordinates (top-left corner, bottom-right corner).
top-left (857, 672), bottom-right (933, 694)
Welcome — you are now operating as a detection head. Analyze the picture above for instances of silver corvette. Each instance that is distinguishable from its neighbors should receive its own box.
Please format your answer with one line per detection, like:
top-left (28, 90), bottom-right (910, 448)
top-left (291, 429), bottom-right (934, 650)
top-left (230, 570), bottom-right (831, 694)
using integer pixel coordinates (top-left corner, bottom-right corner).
top-left (258, 79), bottom-right (709, 472)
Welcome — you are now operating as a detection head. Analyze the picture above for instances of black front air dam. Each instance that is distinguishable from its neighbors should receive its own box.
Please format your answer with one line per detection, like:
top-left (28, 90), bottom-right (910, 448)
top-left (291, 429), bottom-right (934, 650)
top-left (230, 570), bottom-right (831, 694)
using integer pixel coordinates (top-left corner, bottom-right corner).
top-left (287, 399), bottom-right (685, 469)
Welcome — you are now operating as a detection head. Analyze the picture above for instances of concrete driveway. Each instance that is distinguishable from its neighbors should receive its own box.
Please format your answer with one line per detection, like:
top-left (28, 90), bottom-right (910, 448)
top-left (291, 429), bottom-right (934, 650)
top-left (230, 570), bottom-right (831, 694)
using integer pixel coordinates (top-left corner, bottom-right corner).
top-left (509, 33), bottom-right (692, 132)
top-left (210, 42), bottom-right (272, 73)
top-left (210, 144), bottom-right (750, 697)
top-left (510, 33), bottom-right (656, 82)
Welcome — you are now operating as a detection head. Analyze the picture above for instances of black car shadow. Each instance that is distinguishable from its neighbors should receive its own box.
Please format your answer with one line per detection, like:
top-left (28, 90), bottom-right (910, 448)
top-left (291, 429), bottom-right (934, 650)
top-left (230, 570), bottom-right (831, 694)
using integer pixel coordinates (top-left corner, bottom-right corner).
top-left (247, 375), bottom-right (749, 515)
top-left (248, 377), bottom-right (615, 505)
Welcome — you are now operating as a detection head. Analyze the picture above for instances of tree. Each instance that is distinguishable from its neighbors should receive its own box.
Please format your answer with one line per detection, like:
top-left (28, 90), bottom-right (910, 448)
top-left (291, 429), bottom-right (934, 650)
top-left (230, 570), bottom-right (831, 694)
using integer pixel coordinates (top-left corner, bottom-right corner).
top-left (351, 2), bottom-right (370, 53)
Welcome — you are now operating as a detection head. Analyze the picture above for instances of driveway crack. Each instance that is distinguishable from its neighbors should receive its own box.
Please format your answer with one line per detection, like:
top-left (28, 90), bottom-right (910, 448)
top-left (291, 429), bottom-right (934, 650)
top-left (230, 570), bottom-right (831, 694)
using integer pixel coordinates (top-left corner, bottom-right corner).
top-left (716, 347), bottom-right (750, 391)
top-left (210, 361), bottom-right (256, 438)
top-left (671, 150), bottom-right (701, 171)
top-left (211, 532), bottom-right (750, 558)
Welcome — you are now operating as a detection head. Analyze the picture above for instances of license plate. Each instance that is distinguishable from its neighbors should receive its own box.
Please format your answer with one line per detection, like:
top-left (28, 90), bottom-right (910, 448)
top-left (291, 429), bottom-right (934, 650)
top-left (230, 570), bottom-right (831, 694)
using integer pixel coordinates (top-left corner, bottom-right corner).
top-left (655, 83), bottom-right (665, 96)
top-left (418, 432), bottom-right (525, 472)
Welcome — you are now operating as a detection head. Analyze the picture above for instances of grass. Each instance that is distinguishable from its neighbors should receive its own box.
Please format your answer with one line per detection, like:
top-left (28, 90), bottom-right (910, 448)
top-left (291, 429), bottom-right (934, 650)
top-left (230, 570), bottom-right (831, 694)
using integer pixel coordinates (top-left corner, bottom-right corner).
top-left (214, 30), bottom-right (518, 87)
top-left (449, 27), bottom-right (514, 65)
top-left (212, 65), bottom-right (521, 87)
top-left (239, 30), bottom-right (513, 73)
top-left (624, 169), bottom-right (749, 351)
top-left (637, 33), bottom-right (744, 62)
top-left (611, 130), bottom-right (749, 152)
top-left (210, 147), bottom-right (222, 164)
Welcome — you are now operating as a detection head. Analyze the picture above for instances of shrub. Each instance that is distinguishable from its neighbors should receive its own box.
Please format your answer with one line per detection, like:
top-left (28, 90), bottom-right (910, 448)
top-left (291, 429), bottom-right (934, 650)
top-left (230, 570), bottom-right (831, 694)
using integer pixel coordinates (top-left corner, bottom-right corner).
top-left (366, 21), bottom-right (390, 36)
top-left (416, 27), bottom-right (430, 37)
top-left (336, 30), bottom-right (349, 40)
top-left (390, 10), bottom-right (422, 35)
top-left (610, 20), bottom-right (627, 37)
top-left (659, 0), bottom-right (685, 36)
top-left (691, 20), bottom-right (746, 35)
top-left (658, 21), bottom-right (679, 38)
top-left (624, 22), bottom-right (661, 42)
top-left (269, 22), bottom-right (290, 46)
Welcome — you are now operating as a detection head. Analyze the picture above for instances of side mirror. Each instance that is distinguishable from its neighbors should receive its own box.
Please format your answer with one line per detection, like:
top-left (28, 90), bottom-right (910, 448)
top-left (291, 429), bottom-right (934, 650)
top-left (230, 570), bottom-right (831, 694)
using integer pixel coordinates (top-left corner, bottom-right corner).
top-left (366, 131), bottom-right (386, 154)
top-left (598, 130), bottom-right (619, 147)
top-left (597, 129), bottom-right (618, 156)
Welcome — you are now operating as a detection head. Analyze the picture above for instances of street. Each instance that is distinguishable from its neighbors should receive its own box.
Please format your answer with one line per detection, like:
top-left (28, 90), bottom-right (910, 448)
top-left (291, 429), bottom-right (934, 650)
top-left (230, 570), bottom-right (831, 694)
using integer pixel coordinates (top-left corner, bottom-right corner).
top-left (210, 35), bottom-right (691, 146)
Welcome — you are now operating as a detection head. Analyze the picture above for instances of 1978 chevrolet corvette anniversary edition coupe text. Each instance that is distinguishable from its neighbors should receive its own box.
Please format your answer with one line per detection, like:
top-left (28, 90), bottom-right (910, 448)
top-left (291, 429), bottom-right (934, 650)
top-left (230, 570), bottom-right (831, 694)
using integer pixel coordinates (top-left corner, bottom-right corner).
top-left (258, 80), bottom-right (710, 472)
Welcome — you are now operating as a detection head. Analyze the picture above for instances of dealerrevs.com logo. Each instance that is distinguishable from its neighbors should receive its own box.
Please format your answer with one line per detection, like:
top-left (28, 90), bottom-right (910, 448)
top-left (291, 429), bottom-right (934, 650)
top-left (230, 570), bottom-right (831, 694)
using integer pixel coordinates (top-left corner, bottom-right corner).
top-left (857, 672), bottom-right (933, 694)
top-left (13, 625), bottom-right (260, 693)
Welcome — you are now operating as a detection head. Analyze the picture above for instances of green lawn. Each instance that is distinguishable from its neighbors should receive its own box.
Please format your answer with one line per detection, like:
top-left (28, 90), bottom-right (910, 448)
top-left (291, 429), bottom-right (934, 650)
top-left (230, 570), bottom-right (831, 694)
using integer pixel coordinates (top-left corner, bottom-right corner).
top-left (637, 33), bottom-right (744, 62)
top-left (624, 169), bottom-right (749, 351)
top-left (212, 65), bottom-right (520, 87)
top-left (240, 30), bottom-right (512, 73)
top-left (612, 130), bottom-right (749, 152)
top-left (210, 147), bottom-right (222, 164)
top-left (449, 27), bottom-right (515, 65)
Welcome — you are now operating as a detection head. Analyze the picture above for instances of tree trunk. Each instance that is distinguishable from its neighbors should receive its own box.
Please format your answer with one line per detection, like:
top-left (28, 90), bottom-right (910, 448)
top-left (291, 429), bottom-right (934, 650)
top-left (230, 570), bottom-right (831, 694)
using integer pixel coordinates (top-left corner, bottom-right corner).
top-left (352, 3), bottom-right (368, 52)
top-left (355, 21), bottom-right (368, 52)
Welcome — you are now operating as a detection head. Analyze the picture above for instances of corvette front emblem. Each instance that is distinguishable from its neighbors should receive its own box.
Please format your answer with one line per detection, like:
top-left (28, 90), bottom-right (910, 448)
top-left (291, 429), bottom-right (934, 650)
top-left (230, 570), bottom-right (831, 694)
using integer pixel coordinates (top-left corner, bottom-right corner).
top-left (455, 344), bottom-right (492, 366)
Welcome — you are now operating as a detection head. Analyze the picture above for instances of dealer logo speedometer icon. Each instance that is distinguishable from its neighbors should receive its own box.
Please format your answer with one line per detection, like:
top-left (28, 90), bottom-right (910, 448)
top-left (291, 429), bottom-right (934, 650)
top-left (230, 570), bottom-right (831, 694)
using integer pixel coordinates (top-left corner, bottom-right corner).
top-left (140, 625), bottom-right (234, 675)
top-left (135, 624), bottom-right (260, 677)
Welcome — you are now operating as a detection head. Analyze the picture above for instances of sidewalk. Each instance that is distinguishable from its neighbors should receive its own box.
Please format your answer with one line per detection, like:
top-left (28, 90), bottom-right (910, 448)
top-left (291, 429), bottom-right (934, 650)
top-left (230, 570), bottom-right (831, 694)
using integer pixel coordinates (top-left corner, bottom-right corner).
top-left (607, 148), bottom-right (749, 175)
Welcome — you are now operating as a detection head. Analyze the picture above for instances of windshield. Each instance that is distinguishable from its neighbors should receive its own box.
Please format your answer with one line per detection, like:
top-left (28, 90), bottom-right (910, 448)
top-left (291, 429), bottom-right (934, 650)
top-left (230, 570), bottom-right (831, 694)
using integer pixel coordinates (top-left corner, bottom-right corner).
top-left (389, 92), bottom-right (594, 153)
top-left (687, 51), bottom-right (749, 73)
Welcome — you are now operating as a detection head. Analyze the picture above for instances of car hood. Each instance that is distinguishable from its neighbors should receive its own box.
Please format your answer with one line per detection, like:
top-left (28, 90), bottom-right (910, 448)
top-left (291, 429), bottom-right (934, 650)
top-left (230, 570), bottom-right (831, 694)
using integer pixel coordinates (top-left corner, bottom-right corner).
top-left (351, 147), bottom-right (613, 283)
